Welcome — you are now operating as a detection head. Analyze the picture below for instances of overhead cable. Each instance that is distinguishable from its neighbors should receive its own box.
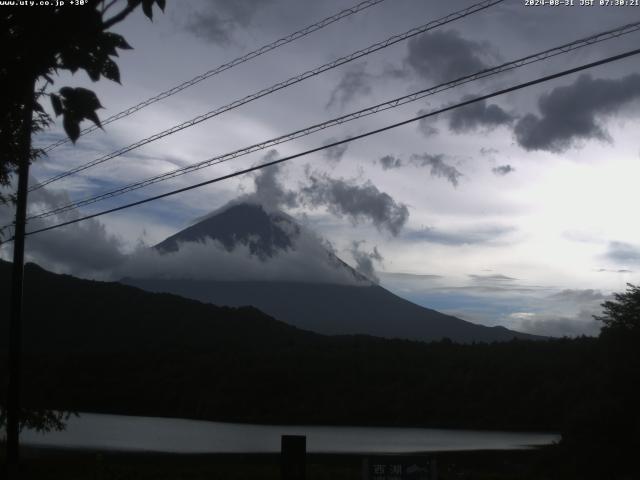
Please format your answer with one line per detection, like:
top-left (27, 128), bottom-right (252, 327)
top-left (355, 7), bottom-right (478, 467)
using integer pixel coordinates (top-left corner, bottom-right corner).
top-left (31, 0), bottom-right (504, 191)
top-left (5, 46), bottom-right (637, 243)
top-left (27, 21), bottom-right (640, 221)
top-left (39, 0), bottom-right (389, 153)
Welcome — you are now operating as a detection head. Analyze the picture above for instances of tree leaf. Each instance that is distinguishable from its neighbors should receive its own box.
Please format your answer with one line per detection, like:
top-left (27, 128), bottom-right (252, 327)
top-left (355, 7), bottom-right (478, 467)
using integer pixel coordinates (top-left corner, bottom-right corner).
top-left (98, 36), bottom-right (119, 57)
top-left (104, 32), bottom-right (133, 51)
top-left (58, 87), bottom-right (104, 131)
top-left (101, 58), bottom-right (121, 84)
top-left (85, 62), bottom-right (102, 81)
top-left (62, 87), bottom-right (103, 112)
top-left (62, 114), bottom-right (81, 143)
top-left (59, 49), bottom-right (82, 74)
top-left (155, 0), bottom-right (166, 11)
top-left (142, 0), bottom-right (154, 20)
top-left (33, 101), bottom-right (45, 114)
top-left (85, 110), bottom-right (103, 129)
top-left (59, 87), bottom-right (74, 99)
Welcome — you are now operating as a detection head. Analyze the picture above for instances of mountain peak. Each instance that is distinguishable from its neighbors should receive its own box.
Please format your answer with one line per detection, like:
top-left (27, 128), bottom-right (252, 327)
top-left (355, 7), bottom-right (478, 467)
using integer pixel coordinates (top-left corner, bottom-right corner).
top-left (155, 202), bottom-right (300, 259)
top-left (145, 201), bottom-right (370, 285)
top-left (123, 201), bottom-right (539, 343)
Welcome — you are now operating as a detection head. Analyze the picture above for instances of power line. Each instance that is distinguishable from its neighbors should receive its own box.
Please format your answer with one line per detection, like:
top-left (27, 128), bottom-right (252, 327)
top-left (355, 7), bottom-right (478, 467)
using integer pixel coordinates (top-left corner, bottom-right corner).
top-left (26, 21), bottom-right (640, 221)
top-left (27, 20), bottom-right (640, 219)
top-left (5, 47), bottom-right (638, 244)
top-left (30, 0), bottom-right (504, 192)
top-left (39, 0), bottom-right (388, 153)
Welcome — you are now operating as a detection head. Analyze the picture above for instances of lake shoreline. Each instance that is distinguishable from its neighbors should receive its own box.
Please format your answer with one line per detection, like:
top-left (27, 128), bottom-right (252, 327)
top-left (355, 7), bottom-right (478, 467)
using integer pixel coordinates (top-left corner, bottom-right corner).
top-left (3, 443), bottom-right (563, 480)
top-left (56, 408), bottom-right (561, 434)
top-left (18, 412), bottom-right (559, 454)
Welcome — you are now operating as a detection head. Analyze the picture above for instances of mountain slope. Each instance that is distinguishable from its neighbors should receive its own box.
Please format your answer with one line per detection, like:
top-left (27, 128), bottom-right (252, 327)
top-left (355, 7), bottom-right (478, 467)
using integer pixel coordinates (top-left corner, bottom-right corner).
top-left (156, 203), bottom-right (298, 258)
top-left (124, 278), bottom-right (537, 343)
top-left (124, 202), bottom-right (539, 343)
top-left (0, 260), bottom-right (587, 432)
top-left (0, 260), bottom-right (316, 354)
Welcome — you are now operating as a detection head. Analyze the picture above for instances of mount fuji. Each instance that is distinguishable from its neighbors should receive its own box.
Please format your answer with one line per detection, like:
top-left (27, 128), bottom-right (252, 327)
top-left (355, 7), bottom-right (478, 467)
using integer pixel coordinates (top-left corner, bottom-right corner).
top-left (122, 202), bottom-right (537, 343)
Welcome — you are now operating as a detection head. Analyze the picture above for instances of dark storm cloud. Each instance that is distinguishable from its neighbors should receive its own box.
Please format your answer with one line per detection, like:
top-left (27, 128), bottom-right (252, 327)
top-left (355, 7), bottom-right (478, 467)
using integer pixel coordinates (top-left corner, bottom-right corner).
top-left (469, 273), bottom-right (518, 282)
top-left (247, 155), bottom-right (409, 235)
top-left (118, 224), bottom-right (368, 286)
top-left (480, 147), bottom-right (499, 156)
top-left (409, 154), bottom-right (462, 187)
top-left (405, 224), bottom-right (515, 246)
top-left (249, 150), bottom-right (299, 210)
top-left (326, 63), bottom-right (373, 109)
top-left (349, 241), bottom-right (383, 283)
top-left (449, 98), bottom-right (513, 133)
top-left (24, 217), bottom-right (125, 276)
top-left (550, 289), bottom-right (606, 302)
top-left (375, 153), bottom-right (461, 186)
top-left (418, 122), bottom-right (439, 137)
top-left (378, 154), bottom-right (403, 170)
top-left (437, 284), bottom-right (542, 295)
top-left (507, 287), bottom-right (613, 337)
top-left (405, 30), bottom-right (493, 84)
top-left (379, 272), bottom-right (442, 281)
top-left (514, 74), bottom-right (640, 152)
top-left (322, 140), bottom-right (349, 164)
top-left (515, 311), bottom-right (601, 338)
top-left (416, 110), bottom-right (439, 138)
top-left (0, 180), bottom-right (125, 278)
top-left (605, 241), bottom-right (640, 265)
top-left (300, 174), bottom-right (409, 236)
top-left (492, 165), bottom-right (515, 176)
top-left (185, 0), bottom-right (274, 45)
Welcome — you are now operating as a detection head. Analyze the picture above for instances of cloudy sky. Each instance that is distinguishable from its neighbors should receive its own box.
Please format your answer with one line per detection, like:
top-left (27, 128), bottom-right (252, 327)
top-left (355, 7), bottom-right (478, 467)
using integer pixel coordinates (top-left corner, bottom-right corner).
top-left (2, 0), bottom-right (640, 337)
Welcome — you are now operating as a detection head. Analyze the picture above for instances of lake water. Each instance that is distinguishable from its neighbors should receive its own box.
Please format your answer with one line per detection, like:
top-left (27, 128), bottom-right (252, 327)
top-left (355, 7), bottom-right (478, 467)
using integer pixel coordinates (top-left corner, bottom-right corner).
top-left (20, 413), bottom-right (559, 454)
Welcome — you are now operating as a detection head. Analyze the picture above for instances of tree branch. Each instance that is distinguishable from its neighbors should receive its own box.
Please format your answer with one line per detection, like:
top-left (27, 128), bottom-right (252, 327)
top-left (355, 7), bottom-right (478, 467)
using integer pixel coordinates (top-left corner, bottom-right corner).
top-left (102, 0), bottom-right (120, 15)
top-left (103, 2), bottom-right (137, 29)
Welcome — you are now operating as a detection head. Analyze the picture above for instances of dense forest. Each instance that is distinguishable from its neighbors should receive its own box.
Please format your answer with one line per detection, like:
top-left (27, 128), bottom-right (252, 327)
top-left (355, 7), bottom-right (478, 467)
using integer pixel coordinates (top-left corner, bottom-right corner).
top-left (1, 261), bottom-right (639, 478)
top-left (3, 337), bottom-right (598, 431)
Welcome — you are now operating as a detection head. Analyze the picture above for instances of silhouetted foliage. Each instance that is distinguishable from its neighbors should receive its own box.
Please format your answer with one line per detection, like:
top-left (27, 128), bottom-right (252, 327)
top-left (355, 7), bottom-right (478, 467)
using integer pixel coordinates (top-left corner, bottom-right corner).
top-left (0, 0), bottom-right (165, 205)
top-left (0, 261), bottom-right (598, 433)
top-left (0, 409), bottom-right (72, 434)
top-left (1, 0), bottom-right (165, 434)
top-left (3, 262), bottom-right (639, 478)
top-left (560, 283), bottom-right (640, 479)
top-left (595, 283), bottom-right (640, 334)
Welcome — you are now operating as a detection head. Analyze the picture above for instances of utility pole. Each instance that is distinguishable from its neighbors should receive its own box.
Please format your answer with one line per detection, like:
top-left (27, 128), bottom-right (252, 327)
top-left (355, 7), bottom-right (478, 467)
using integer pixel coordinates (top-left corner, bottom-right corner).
top-left (6, 76), bottom-right (36, 478)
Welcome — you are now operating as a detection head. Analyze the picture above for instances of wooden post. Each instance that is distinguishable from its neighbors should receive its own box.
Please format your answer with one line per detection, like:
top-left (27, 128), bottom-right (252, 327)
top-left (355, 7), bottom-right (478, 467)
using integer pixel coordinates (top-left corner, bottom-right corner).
top-left (6, 75), bottom-right (35, 479)
top-left (362, 457), bottom-right (369, 480)
top-left (281, 435), bottom-right (306, 480)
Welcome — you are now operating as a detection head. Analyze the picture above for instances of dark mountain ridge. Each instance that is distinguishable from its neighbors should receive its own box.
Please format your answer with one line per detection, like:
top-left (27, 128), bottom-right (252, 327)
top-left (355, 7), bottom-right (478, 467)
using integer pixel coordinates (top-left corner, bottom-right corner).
top-left (127, 202), bottom-right (539, 343)
top-left (0, 260), bottom-right (590, 432)
top-left (125, 278), bottom-right (535, 343)
top-left (0, 260), bottom-right (315, 354)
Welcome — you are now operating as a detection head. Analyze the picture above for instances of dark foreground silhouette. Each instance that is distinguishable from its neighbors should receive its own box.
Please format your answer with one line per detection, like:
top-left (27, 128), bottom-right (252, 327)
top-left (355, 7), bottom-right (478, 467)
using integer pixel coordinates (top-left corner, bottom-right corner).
top-left (1, 261), bottom-right (639, 478)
